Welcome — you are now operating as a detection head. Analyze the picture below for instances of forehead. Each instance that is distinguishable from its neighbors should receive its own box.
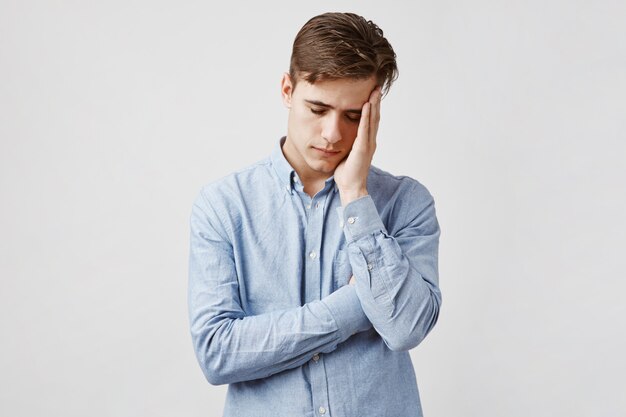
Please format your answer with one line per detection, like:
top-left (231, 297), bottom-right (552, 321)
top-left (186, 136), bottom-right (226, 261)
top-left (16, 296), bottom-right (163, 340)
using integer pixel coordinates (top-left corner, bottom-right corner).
top-left (294, 76), bottom-right (377, 109)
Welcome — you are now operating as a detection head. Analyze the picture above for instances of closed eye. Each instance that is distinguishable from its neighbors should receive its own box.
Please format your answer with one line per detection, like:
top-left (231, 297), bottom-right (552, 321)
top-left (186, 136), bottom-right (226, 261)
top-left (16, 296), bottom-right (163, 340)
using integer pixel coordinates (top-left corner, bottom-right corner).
top-left (311, 108), bottom-right (360, 124)
top-left (346, 113), bottom-right (361, 122)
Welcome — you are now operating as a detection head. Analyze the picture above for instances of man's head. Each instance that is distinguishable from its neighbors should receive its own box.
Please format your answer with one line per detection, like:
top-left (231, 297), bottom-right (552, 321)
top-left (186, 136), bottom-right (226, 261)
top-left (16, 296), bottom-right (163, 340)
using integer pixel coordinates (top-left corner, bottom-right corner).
top-left (281, 12), bottom-right (397, 184)
top-left (289, 12), bottom-right (398, 96)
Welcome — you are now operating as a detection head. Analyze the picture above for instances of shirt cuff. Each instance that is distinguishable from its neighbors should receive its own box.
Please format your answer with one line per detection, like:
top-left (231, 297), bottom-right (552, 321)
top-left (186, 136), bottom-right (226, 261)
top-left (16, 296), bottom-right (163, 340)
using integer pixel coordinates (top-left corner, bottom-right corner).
top-left (322, 285), bottom-right (371, 340)
top-left (336, 195), bottom-right (387, 243)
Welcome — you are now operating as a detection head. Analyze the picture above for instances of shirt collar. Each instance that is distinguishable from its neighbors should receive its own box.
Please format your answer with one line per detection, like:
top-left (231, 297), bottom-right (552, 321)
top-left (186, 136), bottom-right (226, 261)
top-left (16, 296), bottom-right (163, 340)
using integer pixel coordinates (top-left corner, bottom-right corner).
top-left (270, 136), bottom-right (339, 194)
top-left (270, 137), bottom-right (296, 194)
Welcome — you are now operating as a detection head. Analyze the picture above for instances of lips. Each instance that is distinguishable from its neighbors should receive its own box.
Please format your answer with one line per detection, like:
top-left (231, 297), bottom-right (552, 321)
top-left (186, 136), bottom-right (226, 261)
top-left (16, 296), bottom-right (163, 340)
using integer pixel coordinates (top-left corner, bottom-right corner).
top-left (312, 147), bottom-right (341, 156)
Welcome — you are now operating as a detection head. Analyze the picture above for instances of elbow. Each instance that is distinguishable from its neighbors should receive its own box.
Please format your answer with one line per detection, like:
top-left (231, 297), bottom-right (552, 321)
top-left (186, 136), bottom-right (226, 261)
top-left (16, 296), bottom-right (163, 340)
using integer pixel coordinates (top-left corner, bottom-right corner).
top-left (383, 336), bottom-right (418, 352)
top-left (203, 366), bottom-right (230, 386)
top-left (198, 350), bottom-right (237, 386)
top-left (192, 328), bottom-right (236, 386)
top-left (382, 296), bottom-right (442, 352)
top-left (382, 329), bottom-right (428, 352)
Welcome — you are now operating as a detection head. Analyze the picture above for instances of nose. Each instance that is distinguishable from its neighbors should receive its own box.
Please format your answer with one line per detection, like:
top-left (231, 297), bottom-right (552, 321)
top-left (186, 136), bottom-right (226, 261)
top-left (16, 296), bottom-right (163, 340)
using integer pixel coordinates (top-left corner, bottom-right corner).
top-left (321, 114), bottom-right (342, 144)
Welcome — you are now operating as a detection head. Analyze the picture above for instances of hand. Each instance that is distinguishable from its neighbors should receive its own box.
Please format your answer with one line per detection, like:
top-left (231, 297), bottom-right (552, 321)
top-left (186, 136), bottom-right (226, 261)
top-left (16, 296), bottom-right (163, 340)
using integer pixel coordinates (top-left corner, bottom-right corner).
top-left (334, 86), bottom-right (382, 206)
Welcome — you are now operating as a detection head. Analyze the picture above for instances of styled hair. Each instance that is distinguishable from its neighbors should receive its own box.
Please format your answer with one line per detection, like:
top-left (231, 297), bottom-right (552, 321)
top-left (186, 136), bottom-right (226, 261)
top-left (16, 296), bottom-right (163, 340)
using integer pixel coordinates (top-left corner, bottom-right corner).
top-left (289, 12), bottom-right (398, 96)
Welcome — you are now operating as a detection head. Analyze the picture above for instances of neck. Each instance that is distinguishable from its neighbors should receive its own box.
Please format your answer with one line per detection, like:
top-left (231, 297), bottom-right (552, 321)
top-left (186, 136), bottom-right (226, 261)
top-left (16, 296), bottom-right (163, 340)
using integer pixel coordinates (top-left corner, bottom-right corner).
top-left (281, 138), bottom-right (332, 197)
top-left (302, 179), bottom-right (326, 197)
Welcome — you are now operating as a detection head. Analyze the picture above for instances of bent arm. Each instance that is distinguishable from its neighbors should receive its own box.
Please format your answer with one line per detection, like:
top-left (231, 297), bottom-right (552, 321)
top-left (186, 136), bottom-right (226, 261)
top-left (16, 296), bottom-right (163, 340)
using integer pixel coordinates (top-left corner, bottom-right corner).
top-left (339, 191), bottom-right (441, 351)
top-left (188, 199), bottom-right (371, 386)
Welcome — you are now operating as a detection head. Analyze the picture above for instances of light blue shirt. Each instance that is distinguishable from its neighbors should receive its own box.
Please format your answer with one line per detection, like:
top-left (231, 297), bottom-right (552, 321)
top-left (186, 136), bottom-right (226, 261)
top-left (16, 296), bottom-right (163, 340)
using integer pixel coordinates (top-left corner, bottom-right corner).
top-left (188, 137), bottom-right (441, 417)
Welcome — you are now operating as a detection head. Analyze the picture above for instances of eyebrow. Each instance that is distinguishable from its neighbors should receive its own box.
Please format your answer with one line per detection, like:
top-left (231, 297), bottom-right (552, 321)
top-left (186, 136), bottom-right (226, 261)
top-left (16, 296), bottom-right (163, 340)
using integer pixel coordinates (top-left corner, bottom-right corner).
top-left (304, 100), bottom-right (362, 114)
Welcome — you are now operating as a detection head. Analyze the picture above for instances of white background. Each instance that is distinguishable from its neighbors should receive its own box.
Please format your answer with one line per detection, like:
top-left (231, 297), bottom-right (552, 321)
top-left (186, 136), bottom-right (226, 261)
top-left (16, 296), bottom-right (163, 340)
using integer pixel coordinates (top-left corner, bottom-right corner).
top-left (1, 1), bottom-right (625, 416)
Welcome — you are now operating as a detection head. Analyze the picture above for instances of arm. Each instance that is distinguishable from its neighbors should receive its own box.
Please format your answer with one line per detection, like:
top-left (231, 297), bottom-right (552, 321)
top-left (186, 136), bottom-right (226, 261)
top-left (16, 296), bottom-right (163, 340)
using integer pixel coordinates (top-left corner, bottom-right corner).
top-left (334, 86), bottom-right (441, 351)
top-left (340, 190), bottom-right (441, 351)
top-left (188, 195), bottom-right (371, 386)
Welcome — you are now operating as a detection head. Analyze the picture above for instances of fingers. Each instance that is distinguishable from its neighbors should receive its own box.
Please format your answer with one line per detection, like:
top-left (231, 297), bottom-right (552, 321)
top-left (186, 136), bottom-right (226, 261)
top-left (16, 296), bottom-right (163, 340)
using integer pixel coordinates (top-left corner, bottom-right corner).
top-left (368, 87), bottom-right (382, 144)
top-left (355, 86), bottom-right (381, 151)
top-left (354, 101), bottom-right (370, 151)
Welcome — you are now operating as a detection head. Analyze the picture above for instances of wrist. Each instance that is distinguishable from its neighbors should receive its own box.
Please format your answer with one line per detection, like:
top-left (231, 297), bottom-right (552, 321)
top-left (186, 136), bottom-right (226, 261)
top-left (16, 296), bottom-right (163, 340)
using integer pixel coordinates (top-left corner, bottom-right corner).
top-left (339, 188), bottom-right (368, 206)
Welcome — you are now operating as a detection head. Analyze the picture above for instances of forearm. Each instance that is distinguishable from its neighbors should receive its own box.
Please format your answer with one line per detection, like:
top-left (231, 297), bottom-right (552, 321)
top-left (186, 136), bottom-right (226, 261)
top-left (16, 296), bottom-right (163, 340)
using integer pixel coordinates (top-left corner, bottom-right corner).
top-left (189, 258), bottom-right (370, 385)
top-left (339, 195), bottom-right (441, 351)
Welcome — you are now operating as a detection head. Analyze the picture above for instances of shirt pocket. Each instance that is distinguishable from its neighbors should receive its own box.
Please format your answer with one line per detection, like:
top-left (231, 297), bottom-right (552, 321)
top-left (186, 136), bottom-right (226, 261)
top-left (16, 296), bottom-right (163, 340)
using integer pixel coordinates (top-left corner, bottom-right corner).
top-left (332, 248), bottom-right (353, 291)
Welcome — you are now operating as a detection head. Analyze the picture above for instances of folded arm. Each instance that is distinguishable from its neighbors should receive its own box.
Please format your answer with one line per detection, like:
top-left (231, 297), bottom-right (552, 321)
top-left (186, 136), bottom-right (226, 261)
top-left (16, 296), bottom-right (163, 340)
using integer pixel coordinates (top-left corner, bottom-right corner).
top-left (188, 196), bottom-right (371, 386)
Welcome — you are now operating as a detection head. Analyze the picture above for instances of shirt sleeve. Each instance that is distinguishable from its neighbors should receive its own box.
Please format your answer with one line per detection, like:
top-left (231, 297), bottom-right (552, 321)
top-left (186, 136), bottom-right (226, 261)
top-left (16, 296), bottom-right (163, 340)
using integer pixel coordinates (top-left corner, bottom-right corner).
top-left (188, 193), bottom-right (372, 386)
top-left (336, 188), bottom-right (441, 352)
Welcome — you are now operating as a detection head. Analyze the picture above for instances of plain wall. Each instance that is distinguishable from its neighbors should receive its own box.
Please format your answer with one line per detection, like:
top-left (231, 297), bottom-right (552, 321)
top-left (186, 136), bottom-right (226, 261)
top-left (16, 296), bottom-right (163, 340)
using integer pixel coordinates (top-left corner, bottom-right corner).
top-left (1, 1), bottom-right (625, 416)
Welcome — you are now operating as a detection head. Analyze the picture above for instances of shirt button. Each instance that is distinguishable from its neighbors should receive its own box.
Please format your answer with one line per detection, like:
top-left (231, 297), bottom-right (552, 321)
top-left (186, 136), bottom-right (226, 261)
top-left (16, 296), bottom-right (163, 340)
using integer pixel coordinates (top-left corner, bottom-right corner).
top-left (319, 406), bottom-right (326, 415)
top-left (347, 217), bottom-right (356, 224)
top-left (367, 263), bottom-right (373, 271)
top-left (309, 251), bottom-right (317, 259)
top-left (312, 353), bottom-right (320, 362)
top-left (315, 202), bottom-right (320, 209)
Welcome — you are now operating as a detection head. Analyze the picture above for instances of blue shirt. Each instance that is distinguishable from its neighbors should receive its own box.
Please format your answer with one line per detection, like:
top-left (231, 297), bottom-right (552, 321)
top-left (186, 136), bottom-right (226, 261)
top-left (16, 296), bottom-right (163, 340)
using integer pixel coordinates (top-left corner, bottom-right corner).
top-left (188, 137), bottom-right (441, 417)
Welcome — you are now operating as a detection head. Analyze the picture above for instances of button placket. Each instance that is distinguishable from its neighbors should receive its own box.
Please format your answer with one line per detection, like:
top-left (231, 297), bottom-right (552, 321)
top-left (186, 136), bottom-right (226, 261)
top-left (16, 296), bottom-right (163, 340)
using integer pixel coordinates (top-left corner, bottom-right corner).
top-left (305, 190), bottom-right (332, 417)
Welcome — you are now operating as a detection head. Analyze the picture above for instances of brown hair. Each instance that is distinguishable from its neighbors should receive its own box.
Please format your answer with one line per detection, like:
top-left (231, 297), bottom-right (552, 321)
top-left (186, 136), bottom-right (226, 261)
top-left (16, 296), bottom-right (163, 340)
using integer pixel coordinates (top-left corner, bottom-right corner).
top-left (289, 12), bottom-right (398, 96)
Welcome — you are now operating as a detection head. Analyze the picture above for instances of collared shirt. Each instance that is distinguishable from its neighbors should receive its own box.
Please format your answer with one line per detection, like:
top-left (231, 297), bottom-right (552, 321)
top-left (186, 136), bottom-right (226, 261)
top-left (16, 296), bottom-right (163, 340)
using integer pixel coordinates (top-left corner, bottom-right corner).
top-left (188, 137), bottom-right (441, 417)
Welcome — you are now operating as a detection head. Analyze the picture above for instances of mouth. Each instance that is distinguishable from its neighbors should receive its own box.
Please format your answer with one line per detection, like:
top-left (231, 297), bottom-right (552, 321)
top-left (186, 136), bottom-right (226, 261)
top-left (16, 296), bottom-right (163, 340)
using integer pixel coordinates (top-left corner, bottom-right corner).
top-left (312, 146), bottom-right (341, 157)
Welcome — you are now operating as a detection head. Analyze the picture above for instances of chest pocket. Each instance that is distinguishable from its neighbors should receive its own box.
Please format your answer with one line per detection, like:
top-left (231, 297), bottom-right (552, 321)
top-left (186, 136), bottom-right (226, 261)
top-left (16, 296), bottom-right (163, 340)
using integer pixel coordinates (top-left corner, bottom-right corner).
top-left (332, 248), bottom-right (353, 291)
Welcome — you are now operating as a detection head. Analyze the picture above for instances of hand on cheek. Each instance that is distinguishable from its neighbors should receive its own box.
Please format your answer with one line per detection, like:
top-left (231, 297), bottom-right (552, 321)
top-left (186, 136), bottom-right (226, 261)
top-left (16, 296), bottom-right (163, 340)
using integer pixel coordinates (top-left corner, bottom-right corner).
top-left (334, 86), bottom-right (382, 206)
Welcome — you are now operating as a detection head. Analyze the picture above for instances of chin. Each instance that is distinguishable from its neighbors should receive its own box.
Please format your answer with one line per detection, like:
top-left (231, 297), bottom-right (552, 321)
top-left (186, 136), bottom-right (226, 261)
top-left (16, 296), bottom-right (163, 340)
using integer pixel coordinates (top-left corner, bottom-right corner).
top-left (306, 158), bottom-right (338, 174)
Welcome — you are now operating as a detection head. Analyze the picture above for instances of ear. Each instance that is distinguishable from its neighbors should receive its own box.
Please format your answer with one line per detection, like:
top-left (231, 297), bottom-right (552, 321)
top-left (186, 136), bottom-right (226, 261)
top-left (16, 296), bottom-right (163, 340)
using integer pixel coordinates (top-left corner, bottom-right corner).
top-left (281, 72), bottom-right (293, 108)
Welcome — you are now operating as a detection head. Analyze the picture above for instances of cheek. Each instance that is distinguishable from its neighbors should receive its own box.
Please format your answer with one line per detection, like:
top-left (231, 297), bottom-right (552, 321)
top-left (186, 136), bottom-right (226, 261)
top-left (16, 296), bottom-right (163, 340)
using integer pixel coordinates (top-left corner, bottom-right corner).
top-left (290, 112), bottom-right (316, 139)
top-left (343, 125), bottom-right (359, 144)
top-left (294, 108), bottom-right (318, 126)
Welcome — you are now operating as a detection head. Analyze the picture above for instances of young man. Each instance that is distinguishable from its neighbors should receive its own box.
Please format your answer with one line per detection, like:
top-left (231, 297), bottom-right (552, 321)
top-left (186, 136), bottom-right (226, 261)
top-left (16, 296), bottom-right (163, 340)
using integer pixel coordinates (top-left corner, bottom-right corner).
top-left (188, 12), bottom-right (441, 417)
